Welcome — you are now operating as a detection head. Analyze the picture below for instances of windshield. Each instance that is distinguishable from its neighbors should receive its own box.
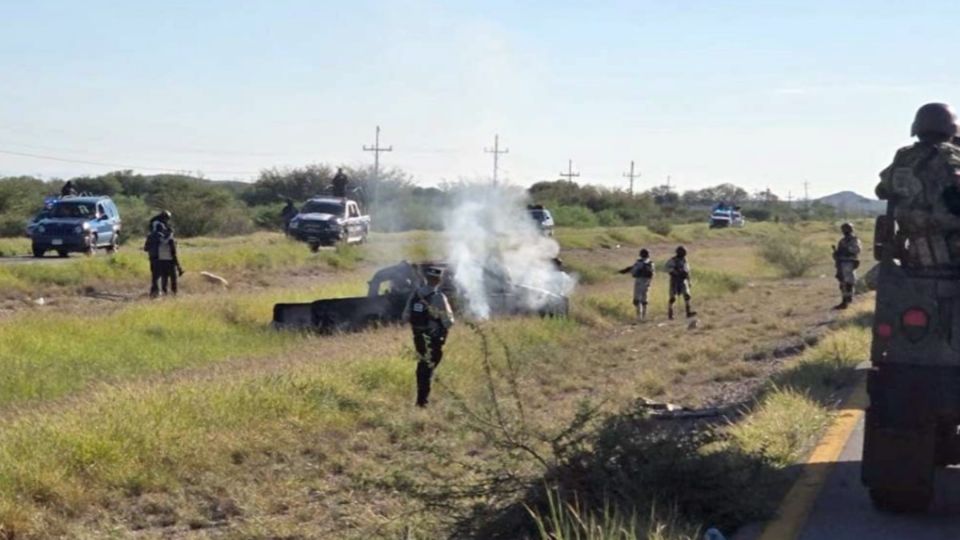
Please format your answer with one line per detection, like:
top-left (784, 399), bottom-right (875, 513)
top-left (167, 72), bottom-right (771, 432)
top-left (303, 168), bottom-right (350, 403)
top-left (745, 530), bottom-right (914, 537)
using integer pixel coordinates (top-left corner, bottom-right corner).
top-left (51, 202), bottom-right (96, 219)
top-left (301, 201), bottom-right (345, 215)
top-left (530, 210), bottom-right (549, 221)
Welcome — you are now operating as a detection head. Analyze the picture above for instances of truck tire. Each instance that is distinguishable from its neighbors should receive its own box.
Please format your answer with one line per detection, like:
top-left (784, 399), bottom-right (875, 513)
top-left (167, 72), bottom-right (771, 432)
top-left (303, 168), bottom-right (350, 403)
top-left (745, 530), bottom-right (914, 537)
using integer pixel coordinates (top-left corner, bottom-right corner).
top-left (309, 243), bottom-right (320, 253)
top-left (85, 235), bottom-right (97, 256)
top-left (57, 250), bottom-right (68, 258)
top-left (107, 237), bottom-right (119, 254)
top-left (32, 245), bottom-right (45, 258)
top-left (869, 488), bottom-right (933, 513)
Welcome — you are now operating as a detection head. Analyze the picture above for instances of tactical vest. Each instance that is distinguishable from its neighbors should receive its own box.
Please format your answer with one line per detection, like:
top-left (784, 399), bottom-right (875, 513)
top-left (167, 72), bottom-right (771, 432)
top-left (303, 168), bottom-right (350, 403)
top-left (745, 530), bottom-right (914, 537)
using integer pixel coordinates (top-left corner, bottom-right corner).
top-left (409, 291), bottom-right (439, 328)
top-left (632, 260), bottom-right (653, 279)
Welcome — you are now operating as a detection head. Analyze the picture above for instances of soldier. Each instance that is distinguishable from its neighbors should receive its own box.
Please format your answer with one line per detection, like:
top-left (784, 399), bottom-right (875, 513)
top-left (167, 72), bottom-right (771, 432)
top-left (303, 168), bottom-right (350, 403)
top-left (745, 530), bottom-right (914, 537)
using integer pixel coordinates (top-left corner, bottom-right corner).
top-left (665, 246), bottom-right (697, 319)
top-left (876, 103), bottom-right (960, 267)
top-left (331, 168), bottom-right (349, 198)
top-left (280, 198), bottom-right (298, 233)
top-left (60, 180), bottom-right (77, 198)
top-left (402, 266), bottom-right (455, 407)
top-left (617, 248), bottom-right (655, 321)
top-left (832, 222), bottom-right (861, 309)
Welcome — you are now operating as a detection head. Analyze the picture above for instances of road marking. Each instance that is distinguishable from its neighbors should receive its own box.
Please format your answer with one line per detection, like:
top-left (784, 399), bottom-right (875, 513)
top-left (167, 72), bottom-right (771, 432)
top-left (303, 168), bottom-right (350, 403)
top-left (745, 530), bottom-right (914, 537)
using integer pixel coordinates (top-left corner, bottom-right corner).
top-left (758, 373), bottom-right (869, 540)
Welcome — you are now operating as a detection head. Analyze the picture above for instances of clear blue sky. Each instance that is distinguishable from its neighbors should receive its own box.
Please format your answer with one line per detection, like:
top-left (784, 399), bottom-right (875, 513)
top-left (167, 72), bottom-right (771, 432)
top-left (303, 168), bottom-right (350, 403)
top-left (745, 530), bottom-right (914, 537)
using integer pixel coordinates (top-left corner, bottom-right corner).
top-left (1, 0), bottom-right (958, 198)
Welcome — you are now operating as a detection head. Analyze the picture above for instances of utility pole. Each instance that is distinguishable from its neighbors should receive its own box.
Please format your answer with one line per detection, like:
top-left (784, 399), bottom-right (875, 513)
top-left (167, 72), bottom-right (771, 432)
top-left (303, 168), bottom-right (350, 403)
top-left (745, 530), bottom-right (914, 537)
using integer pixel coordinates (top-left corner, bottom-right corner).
top-left (484, 134), bottom-right (509, 185)
top-left (362, 125), bottom-right (393, 186)
top-left (666, 175), bottom-right (672, 192)
top-left (559, 159), bottom-right (580, 182)
top-left (622, 160), bottom-right (640, 196)
top-left (803, 180), bottom-right (810, 208)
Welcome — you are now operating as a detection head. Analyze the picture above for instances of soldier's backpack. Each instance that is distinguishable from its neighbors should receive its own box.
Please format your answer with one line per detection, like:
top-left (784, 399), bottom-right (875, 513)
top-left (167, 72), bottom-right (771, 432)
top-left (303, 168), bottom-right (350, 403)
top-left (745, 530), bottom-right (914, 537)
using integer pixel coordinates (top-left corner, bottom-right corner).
top-left (409, 290), bottom-right (439, 328)
top-left (631, 260), bottom-right (654, 279)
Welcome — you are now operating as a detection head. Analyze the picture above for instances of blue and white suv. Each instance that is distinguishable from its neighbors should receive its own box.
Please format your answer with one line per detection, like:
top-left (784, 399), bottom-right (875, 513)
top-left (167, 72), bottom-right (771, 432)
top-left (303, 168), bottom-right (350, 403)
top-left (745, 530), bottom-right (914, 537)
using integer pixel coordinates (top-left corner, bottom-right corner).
top-left (30, 196), bottom-right (122, 257)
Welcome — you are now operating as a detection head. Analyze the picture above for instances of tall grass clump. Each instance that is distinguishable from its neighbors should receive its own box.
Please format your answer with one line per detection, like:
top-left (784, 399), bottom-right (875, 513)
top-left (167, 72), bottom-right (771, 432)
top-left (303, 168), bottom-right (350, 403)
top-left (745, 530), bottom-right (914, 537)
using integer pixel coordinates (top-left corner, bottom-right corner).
top-left (757, 236), bottom-right (822, 278)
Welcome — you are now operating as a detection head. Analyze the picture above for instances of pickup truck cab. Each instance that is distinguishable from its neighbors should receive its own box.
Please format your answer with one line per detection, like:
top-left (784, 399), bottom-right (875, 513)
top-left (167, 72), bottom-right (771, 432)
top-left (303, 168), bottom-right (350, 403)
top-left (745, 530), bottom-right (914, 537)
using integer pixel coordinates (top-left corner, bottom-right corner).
top-left (528, 205), bottom-right (555, 236)
top-left (287, 197), bottom-right (370, 251)
top-left (30, 196), bottom-right (122, 257)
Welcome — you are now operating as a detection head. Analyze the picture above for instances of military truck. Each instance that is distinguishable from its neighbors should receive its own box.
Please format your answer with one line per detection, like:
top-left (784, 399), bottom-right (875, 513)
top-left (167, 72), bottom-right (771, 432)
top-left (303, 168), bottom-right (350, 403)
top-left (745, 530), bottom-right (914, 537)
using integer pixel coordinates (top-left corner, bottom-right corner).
top-left (862, 212), bottom-right (960, 512)
top-left (273, 260), bottom-right (570, 332)
top-left (286, 197), bottom-right (369, 251)
top-left (708, 202), bottom-right (745, 229)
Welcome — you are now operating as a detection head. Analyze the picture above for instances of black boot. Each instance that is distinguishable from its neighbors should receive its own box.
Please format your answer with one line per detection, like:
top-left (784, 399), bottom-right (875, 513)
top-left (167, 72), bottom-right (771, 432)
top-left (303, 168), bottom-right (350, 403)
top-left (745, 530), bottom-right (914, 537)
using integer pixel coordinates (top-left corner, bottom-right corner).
top-left (668, 305), bottom-right (675, 320)
top-left (833, 296), bottom-right (850, 310)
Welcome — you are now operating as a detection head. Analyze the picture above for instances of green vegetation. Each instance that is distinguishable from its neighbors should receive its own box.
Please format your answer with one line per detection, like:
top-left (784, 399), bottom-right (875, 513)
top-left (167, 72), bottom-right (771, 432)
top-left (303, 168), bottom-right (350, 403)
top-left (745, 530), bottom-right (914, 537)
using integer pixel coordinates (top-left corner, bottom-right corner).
top-left (758, 235), bottom-right (824, 278)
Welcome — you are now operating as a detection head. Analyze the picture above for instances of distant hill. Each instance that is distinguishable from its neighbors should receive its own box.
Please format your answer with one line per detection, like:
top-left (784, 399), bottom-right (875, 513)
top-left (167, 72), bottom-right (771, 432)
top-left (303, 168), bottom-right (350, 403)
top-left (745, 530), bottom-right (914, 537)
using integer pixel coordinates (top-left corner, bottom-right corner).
top-left (814, 191), bottom-right (885, 215)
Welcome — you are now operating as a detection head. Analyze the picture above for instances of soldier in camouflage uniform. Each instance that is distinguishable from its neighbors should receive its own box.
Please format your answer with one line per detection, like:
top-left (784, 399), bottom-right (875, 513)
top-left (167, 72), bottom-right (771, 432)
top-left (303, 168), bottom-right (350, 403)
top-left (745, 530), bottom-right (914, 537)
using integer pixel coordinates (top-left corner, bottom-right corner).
top-left (832, 222), bottom-right (861, 309)
top-left (665, 246), bottom-right (697, 320)
top-left (618, 248), bottom-right (655, 322)
top-left (402, 266), bottom-right (455, 407)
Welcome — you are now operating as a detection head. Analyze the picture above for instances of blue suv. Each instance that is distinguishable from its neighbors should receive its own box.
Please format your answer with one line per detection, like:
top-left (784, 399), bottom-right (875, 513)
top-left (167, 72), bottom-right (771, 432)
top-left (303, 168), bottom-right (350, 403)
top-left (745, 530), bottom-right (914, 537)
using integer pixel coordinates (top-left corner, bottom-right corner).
top-left (31, 196), bottom-right (122, 257)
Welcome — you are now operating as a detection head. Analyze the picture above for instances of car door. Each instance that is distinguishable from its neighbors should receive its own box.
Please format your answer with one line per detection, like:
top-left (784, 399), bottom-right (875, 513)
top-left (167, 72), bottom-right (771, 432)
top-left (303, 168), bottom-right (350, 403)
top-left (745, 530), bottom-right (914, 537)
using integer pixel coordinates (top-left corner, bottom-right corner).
top-left (95, 202), bottom-right (113, 246)
top-left (346, 202), bottom-right (360, 240)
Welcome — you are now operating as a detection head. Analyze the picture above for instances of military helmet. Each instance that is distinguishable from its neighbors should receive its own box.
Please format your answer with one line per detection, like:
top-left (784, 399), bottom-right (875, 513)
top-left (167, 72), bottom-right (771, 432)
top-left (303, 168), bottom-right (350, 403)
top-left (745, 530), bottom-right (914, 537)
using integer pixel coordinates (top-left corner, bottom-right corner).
top-left (675, 245), bottom-right (687, 257)
top-left (841, 222), bottom-right (854, 234)
top-left (159, 210), bottom-right (172, 221)
top-left (639, 248), bottom-right (649, 258)
top-left (911, 103), bottom-right (959, 138)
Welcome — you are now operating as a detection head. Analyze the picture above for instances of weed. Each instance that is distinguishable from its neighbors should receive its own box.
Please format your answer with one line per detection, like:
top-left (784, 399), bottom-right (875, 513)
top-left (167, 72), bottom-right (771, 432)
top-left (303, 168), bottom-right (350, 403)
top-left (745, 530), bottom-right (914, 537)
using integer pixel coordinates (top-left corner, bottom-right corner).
top-left (757, 236), bottom-right (823, 278)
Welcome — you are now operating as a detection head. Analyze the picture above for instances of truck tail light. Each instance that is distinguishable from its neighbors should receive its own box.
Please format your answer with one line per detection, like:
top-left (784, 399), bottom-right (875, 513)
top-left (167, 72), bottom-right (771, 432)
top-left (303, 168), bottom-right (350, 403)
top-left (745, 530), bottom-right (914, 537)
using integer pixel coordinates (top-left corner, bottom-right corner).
top-left (875, 322), bottom-right (893, 340)
top-left (901, 308), bottom-right (929, 342)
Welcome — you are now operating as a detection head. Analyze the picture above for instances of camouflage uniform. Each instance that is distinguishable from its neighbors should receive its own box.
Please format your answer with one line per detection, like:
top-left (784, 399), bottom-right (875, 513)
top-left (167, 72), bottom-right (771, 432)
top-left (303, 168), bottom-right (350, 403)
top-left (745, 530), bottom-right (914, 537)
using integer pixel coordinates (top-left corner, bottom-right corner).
top-left (876, 142), bottom-right (960, 267)
top-left (665, 246), bottom-right (696, 319)
top-left (833, 226), bottom-right (861, 309)
top-left (402, 270), bottom-right (455, 407)
top-left (618, 251), bottom-right (654, 321)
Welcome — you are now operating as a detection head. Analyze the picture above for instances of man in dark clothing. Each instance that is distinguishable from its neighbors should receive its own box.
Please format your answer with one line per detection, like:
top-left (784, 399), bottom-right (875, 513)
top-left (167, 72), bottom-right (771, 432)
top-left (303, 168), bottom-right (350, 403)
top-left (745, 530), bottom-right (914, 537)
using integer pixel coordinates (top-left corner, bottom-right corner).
top-left (618, 248), bottom-right (654, 321)
top-left (280, 199), bottom-right (299, 233)
top-left (402, 266), bottom-right (455, 407)
top-left (331, 168), bottom-right (349, 198)
top-left (665, 246), bottom-right (697, 320)
top-left (144, 211), bottom-right (181, 297)
top-left (61, 181), bottom-right (77, 197)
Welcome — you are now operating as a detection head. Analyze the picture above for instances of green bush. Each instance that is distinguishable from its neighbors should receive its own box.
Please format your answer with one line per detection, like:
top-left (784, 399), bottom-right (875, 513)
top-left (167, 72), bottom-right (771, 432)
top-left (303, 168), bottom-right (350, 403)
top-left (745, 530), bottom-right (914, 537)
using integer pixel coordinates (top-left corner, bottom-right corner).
top-left (596, 209), bottom-right (624, 227)
top-left (758, 237), bottom-right (822, 277)
top-left (647, 220), bottom-right (672, 237)
top-left (552, 205), bottom-right (599, 228)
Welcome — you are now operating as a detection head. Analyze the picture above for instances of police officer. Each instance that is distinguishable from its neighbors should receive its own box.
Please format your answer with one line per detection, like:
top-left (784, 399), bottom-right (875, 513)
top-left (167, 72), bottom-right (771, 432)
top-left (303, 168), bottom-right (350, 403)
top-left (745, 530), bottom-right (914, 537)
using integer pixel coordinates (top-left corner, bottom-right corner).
top-left (665, 246), bottom-right (696, 319)
top-left (402, 266), bottom-right (455, 407)
top-left (618, 248), bottom-right (655, 321)
top-left (832, 222), bottom-right (861, 309)
top-left (876, 103), bottom-right (960, 269)
top-left (331, 168), bottom-right (349, 198)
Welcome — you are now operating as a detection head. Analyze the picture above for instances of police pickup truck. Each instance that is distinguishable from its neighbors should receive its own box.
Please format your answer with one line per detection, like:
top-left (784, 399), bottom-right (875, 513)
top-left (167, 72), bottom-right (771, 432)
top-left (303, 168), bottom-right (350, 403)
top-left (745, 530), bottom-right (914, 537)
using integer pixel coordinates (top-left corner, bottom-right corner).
top-left (286, 197), bottom-right (370, 251)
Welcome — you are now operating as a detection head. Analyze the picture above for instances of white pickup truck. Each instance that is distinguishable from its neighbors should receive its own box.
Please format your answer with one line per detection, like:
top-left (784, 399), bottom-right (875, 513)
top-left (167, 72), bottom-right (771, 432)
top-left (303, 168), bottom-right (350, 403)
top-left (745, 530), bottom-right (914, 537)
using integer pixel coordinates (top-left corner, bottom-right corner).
top-left (286, 197), bottom-right (370, 251)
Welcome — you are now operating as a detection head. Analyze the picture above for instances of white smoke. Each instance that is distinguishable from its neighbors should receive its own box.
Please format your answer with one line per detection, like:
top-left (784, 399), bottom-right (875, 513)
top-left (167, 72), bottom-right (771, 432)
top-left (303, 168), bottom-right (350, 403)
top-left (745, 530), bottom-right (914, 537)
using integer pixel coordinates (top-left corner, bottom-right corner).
top-left (442, 183), bottom-right (576, 319)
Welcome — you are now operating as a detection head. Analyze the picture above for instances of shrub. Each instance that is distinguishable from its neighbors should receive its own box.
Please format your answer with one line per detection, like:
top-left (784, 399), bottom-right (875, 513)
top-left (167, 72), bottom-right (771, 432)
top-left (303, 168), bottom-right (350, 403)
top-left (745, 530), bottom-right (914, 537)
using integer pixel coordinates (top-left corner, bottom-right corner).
top-left (647, 220), bottom-right (672, 237)
top-left (758, 237), bottom-right (821, 277)
top-left (596, 209), bottom-right (624, 227)
top-left (552, 205), bottom-right (599, 228)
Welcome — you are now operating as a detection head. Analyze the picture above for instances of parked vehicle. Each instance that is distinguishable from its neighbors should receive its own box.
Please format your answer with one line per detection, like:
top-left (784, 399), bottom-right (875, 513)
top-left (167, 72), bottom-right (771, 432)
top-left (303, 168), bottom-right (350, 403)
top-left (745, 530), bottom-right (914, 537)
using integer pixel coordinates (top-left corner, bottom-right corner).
top-left (30, 196), bottom-right (122, 257)
top-left (286, 197), bottom-right (369, 251)
top-left (528, 204), bottom-right (555, 236)
top-left (709, 202), bottom-right (745, 228)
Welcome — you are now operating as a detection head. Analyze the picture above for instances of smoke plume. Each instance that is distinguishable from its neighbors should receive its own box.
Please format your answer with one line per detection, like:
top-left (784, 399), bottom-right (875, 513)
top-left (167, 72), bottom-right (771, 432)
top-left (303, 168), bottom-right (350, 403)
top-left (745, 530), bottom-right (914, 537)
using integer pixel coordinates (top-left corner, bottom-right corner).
top-left (442, 184), bottom-right (575, 319)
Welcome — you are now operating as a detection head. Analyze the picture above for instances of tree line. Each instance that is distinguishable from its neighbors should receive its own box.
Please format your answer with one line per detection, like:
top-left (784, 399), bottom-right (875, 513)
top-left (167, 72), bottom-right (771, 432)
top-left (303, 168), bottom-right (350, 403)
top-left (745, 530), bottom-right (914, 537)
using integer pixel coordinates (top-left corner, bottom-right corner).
top-left (0, 167), bottom-right (840, 239)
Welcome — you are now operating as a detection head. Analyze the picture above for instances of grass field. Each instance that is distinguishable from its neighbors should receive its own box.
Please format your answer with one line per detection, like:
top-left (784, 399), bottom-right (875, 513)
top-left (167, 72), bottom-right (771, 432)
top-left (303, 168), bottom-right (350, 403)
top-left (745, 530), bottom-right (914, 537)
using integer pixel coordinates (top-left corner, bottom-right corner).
top-left (0, 221), bottom-right (876, 538)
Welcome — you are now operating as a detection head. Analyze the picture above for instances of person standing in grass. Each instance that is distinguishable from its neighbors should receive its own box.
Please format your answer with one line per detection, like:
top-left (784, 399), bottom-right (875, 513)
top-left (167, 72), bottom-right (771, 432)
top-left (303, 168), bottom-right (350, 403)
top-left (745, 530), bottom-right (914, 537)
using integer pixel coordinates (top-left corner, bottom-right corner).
top-left (832, 222), bottom-right (861, 310)
top-left (665, 246), bottom-right (697, 320)
top-left (145, 211), bottom-right (182, 298)
top-left (402, 265), bottom-right (455, 407)
top-left (618, 248), bottom-right (655, 322)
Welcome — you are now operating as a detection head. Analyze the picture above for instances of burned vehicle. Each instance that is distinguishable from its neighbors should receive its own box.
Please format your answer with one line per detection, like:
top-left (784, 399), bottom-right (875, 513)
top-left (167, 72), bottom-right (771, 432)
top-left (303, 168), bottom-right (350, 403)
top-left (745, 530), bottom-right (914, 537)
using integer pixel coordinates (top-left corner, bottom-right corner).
top-left (862, 210), bottom-right (960, 512)
top-left (273, 261), bottom-right (570, 332)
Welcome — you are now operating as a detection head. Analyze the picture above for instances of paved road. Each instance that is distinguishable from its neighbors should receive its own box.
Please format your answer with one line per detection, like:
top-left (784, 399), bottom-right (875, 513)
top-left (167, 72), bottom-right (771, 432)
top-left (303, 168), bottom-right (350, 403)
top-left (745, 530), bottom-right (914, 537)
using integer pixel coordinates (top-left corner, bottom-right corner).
top-left (797, 417), bottom-right (960, 540)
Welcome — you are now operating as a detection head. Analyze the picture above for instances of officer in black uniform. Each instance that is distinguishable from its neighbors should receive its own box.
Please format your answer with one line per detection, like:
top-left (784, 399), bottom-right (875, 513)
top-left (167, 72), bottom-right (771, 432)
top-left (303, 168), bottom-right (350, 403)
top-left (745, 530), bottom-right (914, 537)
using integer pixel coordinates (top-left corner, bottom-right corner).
top-left (402, 266), bottom-right (455, 407)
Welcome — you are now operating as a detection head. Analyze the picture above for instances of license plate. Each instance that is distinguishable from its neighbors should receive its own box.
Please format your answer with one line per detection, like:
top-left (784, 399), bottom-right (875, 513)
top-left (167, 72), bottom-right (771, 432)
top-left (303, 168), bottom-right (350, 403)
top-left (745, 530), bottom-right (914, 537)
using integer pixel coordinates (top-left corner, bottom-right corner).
top-left (51, 239), bottom-right (63, 246)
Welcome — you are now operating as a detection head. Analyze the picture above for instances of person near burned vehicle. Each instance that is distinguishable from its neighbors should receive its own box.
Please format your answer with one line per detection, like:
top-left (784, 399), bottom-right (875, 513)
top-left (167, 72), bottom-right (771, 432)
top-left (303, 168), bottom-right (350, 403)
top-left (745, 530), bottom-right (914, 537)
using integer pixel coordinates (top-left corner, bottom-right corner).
top-left (401, 266), bottom-right (455, 407)
top-left (618, 248), bottom-right (655, 322)
top-left (665, 246), bottom-right (697, 320)
top-left (832, 222), bottom-right (861, 310)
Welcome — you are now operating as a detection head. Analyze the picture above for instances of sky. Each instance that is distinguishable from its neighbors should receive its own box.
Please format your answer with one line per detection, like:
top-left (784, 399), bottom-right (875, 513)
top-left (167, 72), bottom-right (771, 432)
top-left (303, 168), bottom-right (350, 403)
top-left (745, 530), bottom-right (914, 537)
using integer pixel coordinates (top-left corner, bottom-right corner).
top-left (1, 0), bottom-right (959, 199)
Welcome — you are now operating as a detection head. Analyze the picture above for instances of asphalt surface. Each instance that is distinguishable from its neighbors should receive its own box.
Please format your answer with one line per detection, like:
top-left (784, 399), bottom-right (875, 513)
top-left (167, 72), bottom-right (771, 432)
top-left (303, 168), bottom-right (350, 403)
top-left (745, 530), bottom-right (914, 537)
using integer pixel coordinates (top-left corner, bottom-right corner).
top-left (797, 417), bottom-right (960, 540)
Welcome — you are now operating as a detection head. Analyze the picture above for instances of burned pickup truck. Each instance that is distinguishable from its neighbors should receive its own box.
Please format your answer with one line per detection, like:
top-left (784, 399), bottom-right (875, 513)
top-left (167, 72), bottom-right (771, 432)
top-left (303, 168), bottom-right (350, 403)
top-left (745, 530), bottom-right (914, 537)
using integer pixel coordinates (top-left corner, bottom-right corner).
top-left (273, 261), bottom-right (570, 332)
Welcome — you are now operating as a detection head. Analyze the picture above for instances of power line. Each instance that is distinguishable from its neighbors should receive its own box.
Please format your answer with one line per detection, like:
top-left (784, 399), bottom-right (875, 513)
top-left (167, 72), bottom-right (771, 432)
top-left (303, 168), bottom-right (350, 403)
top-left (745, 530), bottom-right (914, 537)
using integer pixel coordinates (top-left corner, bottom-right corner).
top-left (622, 160), bottom-right (640, 196)
top-left (483, 134), bottom-right (509, 185)
top-left (0, 148), bottom-right (257, 176)
top-left (559, 159), bottom-right (580, 182)
top-left (362, 125), bottom-right (393, 185)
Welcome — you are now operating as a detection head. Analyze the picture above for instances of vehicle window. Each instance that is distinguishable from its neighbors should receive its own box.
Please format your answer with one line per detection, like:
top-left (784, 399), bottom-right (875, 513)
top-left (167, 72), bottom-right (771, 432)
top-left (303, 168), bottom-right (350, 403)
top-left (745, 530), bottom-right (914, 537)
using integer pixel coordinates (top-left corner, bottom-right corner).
top-left (301, 201), bottom-right (345, 215)
top-left (51, 202), bottom-right (96, 218)
top-left (349, 204), bottom-right (359, 218)
top-left (97, 204), bottom-right (106, 217)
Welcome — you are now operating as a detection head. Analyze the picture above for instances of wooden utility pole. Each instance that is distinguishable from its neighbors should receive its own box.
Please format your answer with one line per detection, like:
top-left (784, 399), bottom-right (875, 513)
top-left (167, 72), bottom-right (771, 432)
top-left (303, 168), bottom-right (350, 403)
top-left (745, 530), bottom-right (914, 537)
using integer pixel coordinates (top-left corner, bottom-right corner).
top-left (484, 134), bottom-right (509, 185)
top-left (559, 159), bottom-right (580, 182)
top-left (623, 160), bottom-right (640, 195)
top-left (362, 125), bottom-right (393, 185)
